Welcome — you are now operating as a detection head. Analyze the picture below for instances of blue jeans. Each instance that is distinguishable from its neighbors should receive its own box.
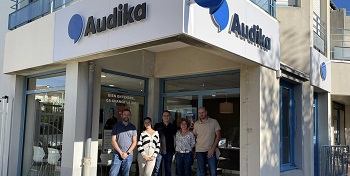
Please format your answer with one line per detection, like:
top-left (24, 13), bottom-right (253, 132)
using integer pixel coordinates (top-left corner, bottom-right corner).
top-left (176, 152), bottom-right (193, 176)
top-left (110, 153), bottom-right (133, 176)
top-left (153, 154), bottom-right (173, 176)
top-left (196, 151), bottom-right (217, 176)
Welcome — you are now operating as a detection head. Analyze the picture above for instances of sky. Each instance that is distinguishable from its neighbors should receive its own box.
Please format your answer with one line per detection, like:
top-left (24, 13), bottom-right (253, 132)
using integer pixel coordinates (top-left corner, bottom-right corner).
top-left (333, 0), bottom-right (350, 10)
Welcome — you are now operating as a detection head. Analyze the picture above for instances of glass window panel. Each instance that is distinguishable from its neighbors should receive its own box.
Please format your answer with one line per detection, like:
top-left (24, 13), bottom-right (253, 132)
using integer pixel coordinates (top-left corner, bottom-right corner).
top-left (101, 72), bottom-right (145, 92)
top-left (281, 88), bottom-right (291, 164)
top-left (164, 73), bottom-right (240, 93)
top-left (27, 72), bottom-right (66, 91)
top-left (163, 96), bottom-right (198, 130)
top-left (22, 91), bottom-right (64, 176)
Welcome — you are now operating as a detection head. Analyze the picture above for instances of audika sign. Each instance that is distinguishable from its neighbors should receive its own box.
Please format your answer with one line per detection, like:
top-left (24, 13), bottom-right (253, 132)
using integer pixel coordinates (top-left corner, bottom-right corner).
top-left (68, 3), bottom-right (147, 43)
top-left (195, 0), bottom-right (271, 51)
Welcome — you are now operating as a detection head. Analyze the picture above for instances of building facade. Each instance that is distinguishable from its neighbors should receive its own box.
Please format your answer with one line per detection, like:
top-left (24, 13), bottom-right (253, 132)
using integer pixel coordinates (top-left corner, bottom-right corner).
top-left (0, 0), bottom-right (339, 176)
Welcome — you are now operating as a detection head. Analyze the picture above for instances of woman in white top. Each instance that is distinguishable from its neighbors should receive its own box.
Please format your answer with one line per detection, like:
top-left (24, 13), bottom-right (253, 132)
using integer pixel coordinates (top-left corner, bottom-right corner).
top-left (137, 117), bottom-right (160, 176)
top-left (175, 118), bottom-right (195, 176)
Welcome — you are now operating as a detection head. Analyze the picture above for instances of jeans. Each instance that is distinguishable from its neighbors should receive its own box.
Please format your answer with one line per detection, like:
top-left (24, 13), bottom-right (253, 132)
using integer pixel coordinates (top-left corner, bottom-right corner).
top-left (153, 154), bottom-right (173, 176)
top-left (176, 152), bottom-right (193, 176)
top-left (110, 153), bottom-right (133, 176)
top-left (196, 151), bottom-right (217, 176)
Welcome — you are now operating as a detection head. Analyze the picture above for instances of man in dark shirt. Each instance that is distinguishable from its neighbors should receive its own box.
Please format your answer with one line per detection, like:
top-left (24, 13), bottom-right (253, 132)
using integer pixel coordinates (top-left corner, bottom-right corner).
top-left (153, 110), bottom-right (177, 176)
top-left (110, 109), bottom-right (137, 176)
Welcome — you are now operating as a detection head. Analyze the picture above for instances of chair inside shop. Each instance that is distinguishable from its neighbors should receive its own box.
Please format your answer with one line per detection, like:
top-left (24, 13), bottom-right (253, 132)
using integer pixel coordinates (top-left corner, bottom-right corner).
top-left (98, 153), bottom-right (113, 176)
top-left (28, 146), bottom-right (47, 176)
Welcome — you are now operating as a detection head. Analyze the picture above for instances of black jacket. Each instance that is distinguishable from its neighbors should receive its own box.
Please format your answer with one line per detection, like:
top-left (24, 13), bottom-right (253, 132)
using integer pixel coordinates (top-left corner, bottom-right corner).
top-left (154, 122), bottom-right (177, 154)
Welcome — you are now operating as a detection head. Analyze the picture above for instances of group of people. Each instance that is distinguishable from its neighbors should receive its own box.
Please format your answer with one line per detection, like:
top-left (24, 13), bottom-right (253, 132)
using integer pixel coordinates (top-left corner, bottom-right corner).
top-left (109, 107), bottom-right (221, 176)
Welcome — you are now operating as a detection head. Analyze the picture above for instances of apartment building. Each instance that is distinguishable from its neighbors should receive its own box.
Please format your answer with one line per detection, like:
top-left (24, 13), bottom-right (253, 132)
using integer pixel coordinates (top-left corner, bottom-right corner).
top-left (277, 0), bottom-right (331, 176)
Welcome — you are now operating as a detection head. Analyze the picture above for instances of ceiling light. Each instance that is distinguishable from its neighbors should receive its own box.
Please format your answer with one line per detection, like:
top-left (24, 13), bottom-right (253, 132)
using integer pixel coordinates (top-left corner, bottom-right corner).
top-left (109, 84), bottom-right (114, 87)
top-left (220, 94), bottom-right (233, 114)
top-left (101, 75), bottom-right (107, 78)
top-left (212, 95), bottom-right (216, 97)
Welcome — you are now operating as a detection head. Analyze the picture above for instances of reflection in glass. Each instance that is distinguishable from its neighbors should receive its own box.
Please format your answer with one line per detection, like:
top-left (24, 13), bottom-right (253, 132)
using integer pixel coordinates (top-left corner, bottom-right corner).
top-left (22, 91), bottom-right (64, 176)
top-left (164, 73), bottom-right (240, 93)
top-left (282, 88), bottom-right (291, 164)
top-left (164, 96), bottom-right (198, 130)
top-left (27, 72), bottom-right (66, 91)
top-left (101, 72), bottom-right (145, 92)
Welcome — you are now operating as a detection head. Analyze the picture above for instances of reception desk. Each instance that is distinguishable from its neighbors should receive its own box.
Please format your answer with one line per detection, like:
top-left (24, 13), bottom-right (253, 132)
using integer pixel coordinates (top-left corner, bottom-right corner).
top-left (218, 147), bottom-right (240, 171)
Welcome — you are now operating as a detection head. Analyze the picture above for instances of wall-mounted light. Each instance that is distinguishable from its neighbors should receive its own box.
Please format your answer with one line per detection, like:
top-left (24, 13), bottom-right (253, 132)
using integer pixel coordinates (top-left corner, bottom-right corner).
top-left (220, 94), bottom-right (233, 114)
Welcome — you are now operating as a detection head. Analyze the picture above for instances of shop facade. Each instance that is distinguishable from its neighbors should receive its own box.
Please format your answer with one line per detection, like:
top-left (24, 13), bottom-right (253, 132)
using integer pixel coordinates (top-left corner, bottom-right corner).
top-left (2, 0), bottom-right (286, 175)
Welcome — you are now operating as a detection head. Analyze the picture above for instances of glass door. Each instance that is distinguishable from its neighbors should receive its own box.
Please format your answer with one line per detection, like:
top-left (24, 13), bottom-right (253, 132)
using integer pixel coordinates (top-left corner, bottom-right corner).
top-left (99, 70), bottom-right (147, 176)
top-left (332, 102), bottom-right (345, 145)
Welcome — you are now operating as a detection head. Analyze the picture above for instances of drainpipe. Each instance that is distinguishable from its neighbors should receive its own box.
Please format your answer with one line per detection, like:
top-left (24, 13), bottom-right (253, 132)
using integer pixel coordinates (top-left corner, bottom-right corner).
top-left (83, 62), bottom-right (95, 176)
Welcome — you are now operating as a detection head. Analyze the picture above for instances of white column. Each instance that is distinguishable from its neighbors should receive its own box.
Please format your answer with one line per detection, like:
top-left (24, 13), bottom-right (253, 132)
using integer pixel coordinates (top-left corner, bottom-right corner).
top-left (240, 65), bottom-right (280, 176)
top-left (301, 81), bottom-right (314, 176)
top-left (61, 62), bottom-right (89, 176)
top-left (7, 76), bottom-right (24, 176)
top-left (147, 77), bottom-right (160, 122)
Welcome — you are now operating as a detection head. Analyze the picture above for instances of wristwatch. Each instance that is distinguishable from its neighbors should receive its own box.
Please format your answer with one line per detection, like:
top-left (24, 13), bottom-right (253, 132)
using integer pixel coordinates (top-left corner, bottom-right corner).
top-left (127, 151), bottom-right (130, 155)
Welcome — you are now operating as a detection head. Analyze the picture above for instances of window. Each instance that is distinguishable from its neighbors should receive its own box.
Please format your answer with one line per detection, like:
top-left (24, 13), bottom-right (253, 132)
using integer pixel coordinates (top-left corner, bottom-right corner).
top-left (280, 81), bottom-right (295, 171)
top-left (250, 0), bottom-right (276, 17)
top-left (276, 0), bottom-right (297, 7)
top-left (21, 71), bottom-right (65, 176)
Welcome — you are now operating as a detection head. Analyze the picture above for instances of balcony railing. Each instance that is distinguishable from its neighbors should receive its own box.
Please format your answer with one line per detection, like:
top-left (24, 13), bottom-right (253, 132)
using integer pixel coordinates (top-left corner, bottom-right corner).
top-left (313, 12), bottom-right (327, 56)
top-left (8, 0), bottom-right (76, 30)
top-left (331, 28), bottom-right (350, 61)
top-left (250, 0), bottom-right (276, 17)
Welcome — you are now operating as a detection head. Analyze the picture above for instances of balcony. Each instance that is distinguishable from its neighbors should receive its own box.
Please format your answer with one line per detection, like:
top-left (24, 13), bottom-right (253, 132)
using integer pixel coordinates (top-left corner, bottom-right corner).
top-left (250, 0), bottom-right (276, 17)
top-left (8, 0), bottom-right (76, 30)
top-left (313, 12), bottom-right (327, 56)
top-left (331, 28), bottom-right (350, 60)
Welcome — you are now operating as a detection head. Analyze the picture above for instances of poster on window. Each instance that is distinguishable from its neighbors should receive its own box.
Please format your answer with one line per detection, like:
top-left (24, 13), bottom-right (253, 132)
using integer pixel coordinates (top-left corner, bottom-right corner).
top-left (103, 105), bottom-right (118, 153)
top-left (104, 106), bottom-right (119, 130)
top-left (102, 130), bottom-right (113, 153)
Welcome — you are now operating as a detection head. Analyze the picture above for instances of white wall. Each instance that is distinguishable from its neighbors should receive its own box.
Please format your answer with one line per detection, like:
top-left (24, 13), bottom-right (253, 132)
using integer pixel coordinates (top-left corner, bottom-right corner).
top-left (3, 13), bottom-right (55, 73)
top-left (0, 2), bottom-right (17, 176)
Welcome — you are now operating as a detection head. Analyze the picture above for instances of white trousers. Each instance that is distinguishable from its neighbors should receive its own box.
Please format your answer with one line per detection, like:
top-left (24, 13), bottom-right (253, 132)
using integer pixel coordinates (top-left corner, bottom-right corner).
top-left (137, 146), bottom-right (156, 176)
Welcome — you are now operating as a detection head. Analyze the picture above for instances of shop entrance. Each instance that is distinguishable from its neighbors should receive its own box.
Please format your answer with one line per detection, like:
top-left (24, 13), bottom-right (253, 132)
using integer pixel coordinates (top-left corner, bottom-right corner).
top-left (161, 70), bottom-right (240, 173)
top-left (98, 70), bottom-right (148, 176)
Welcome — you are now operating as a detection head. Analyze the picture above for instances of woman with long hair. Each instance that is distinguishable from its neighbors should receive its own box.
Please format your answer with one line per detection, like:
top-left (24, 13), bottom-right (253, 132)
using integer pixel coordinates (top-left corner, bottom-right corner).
top-left (137, 117), bottom-right (160, 176)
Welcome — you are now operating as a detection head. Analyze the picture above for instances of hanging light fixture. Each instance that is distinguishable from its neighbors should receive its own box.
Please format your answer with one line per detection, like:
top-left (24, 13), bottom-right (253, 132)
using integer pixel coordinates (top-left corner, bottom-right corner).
top-left (220, 94), bottom-right (233, 114)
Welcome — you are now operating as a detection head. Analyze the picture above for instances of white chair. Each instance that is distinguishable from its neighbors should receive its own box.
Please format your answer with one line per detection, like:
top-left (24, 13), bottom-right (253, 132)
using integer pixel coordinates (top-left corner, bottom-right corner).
top-left (98, 153), bottom-right (113, 176)
top-left (46, 148), bottom-right (61, 175)
top-left (28, 146), bottom-right (46, 176)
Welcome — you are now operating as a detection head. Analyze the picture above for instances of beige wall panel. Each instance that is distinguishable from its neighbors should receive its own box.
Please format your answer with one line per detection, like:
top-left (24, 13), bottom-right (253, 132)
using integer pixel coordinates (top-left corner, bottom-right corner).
top-left (259, 66), bottom-right (280, 175)
top-left (277, 5), bottom-right (311, 74)
top-left (98, 50), bottom-right (155, 77)
top-left (3, 14), bottom-right (55, 73)
top-left (331, 62), bottom-right (350, 95)
top-left (155, 47), bottom-right (241, 78)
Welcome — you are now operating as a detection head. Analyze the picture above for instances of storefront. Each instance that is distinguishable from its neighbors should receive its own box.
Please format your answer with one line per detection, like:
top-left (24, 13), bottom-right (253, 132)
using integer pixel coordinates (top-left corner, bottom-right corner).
top-left (3, 0), bottom-right (280, 175)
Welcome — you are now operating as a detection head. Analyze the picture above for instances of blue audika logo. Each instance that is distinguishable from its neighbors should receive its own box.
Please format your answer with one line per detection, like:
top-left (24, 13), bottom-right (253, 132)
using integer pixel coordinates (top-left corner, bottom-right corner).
top-left (68, 14), bottom-right (84, 43)
top-left (195, 0), bottom-right (229, 32)
top-left (320, 62), bottom-right (327, 80)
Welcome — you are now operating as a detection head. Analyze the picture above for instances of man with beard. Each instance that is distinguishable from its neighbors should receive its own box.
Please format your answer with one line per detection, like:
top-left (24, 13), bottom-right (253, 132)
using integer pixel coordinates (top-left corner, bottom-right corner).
top-left (110, 109), bottom-right (137, 176)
